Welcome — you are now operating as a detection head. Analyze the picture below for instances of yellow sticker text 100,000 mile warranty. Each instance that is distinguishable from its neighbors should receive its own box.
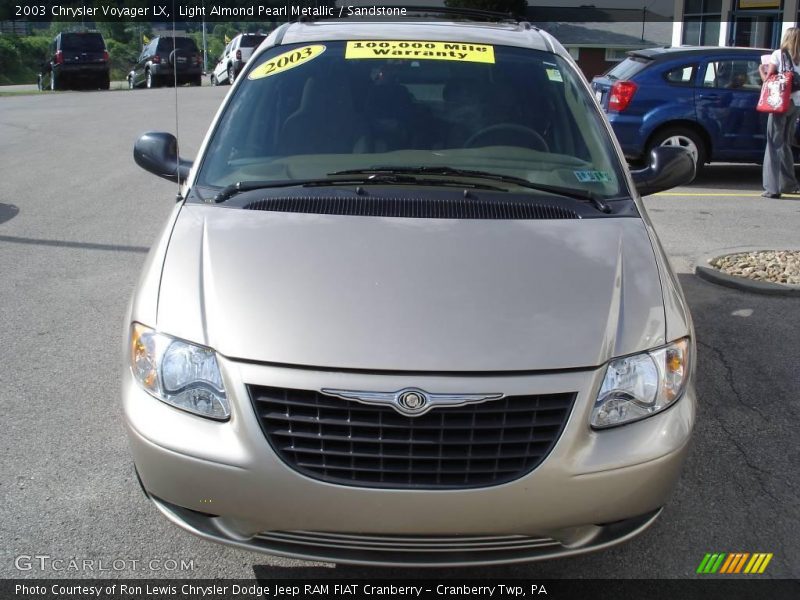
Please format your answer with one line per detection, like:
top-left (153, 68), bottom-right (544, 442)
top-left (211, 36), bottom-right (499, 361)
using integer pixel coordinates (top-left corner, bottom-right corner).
top-left (248, 45), bottom-right (326, 80)
top-left (345, 41), bottom-right (495, 64)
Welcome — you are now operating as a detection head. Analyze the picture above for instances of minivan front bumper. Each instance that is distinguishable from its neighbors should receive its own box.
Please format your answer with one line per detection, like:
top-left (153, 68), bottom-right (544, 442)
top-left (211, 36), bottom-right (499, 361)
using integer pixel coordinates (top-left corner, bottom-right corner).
top-left (123, 357), bottom-right (695, 566)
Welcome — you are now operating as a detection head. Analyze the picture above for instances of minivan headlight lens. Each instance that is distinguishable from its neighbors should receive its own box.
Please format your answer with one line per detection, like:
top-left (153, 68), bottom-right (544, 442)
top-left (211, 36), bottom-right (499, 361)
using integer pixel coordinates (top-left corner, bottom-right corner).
top-left (130, 323), bottom-right (229, 420)
top-left (591, 338), bottom-right (690, 429)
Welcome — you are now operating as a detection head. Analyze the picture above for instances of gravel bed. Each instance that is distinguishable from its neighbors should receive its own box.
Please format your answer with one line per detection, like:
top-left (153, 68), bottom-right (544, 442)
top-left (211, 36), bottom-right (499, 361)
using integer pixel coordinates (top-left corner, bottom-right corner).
top-left (709, 250), bottom-right (800, 285)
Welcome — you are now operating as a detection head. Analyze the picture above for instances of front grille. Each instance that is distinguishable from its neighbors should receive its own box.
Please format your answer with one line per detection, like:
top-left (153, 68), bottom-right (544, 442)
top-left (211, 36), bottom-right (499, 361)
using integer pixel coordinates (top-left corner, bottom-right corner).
top-left (249, 386), bottom-right (575, 489)
top-left (256, 530), bottom-right (560, 554)
top-left (243, 196), bottom-right (580, 220)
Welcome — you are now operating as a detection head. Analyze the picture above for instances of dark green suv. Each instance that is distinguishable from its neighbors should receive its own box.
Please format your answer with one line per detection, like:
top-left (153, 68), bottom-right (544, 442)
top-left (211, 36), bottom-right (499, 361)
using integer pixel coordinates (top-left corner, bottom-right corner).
top-left (38, 32), bottom-right (110, 91)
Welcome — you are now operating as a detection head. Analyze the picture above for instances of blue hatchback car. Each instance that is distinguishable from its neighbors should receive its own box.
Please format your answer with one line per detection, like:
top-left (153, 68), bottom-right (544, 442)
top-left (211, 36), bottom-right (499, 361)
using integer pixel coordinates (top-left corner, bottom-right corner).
top-left (591, 46), bottom-right (792, 174)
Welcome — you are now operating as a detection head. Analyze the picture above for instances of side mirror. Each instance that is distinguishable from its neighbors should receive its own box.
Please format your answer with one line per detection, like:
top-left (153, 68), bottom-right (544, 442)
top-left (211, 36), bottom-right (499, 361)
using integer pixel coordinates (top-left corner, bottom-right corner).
top-left (133, 131), bottom-right (192, 183)
top-left (630, 146), bottom-right (695, 196)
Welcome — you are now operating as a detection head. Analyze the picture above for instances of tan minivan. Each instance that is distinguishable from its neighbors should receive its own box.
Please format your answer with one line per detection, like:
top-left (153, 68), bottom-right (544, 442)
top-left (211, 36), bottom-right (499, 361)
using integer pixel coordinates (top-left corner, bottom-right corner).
top-left (125, 11), bottom-right (696, 566)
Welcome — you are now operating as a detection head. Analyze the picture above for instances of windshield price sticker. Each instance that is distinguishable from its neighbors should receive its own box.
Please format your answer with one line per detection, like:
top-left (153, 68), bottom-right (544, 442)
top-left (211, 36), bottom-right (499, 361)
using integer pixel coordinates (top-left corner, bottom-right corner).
top-left (574, 170), bottom-right (612, 183)
top-left (546, 68), bottom-right (563, 82)
top-left (249, 45), bottom-right (326, 80)
top-left (346, 41), bottom-right (495, 64)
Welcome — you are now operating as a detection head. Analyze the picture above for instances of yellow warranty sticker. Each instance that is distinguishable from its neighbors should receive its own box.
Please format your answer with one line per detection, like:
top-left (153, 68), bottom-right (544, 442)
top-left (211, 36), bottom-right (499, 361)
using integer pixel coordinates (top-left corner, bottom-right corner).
top-left (248, 45), bottom-right (326, 80)
top-left (345, 40), bottom-right (495, 64)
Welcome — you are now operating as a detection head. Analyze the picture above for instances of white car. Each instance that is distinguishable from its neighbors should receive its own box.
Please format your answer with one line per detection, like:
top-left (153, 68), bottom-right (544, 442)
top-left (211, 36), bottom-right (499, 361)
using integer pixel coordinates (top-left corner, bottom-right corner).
top-left (210, 33), bottom-right (266, 85)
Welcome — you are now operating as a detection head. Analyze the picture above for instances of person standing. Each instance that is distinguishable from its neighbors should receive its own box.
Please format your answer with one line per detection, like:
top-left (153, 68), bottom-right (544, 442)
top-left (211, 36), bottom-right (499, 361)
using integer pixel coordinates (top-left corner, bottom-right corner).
top-left (761, 27), bottom-right (800, 198)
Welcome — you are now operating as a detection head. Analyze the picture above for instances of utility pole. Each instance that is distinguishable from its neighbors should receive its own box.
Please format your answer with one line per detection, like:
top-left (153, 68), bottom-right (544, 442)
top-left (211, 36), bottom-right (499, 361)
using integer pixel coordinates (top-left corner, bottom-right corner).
top-left (641, 7), bottom-right (646, 41)
top-left (202, 0), bottom-right (208, 73)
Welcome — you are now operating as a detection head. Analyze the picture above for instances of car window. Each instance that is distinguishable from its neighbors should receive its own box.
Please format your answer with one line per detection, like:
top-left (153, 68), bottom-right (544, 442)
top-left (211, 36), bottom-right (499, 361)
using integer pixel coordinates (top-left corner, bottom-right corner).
top-left (664, 64), bottom-right (695, 85)
top-left (703, 59), bottom-right (762, 90)
top-left (61, 33), bottom-right (105, 52)
top-left (240, 35), bottom-right (267, 48)
top-left (605, 56), bottom-right (650, 80)
top-left (197, 41), bottom-right (626, 199)
top-left (157, 37), bottom-right (198, 53)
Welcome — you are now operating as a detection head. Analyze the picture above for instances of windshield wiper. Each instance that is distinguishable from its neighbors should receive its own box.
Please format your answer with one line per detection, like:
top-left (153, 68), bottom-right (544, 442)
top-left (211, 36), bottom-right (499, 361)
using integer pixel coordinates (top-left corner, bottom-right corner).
top-left (212, 174), bottom-right (502, 203)
top-left (330, 167), bottom-right (611, 213)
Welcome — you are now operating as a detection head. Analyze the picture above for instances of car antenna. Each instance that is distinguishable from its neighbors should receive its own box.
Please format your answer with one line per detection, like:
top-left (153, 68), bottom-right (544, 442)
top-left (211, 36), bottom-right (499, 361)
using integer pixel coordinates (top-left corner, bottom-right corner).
top-left (171, 0), bottom-right (183, 201)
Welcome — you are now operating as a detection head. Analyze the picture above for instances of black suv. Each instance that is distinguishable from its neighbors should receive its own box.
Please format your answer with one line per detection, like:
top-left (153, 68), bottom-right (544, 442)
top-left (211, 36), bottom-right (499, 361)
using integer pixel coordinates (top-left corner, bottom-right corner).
top-left (128, 36), bottom-right (202, 89)
top-left (38, 32), bottom-right (110, 91)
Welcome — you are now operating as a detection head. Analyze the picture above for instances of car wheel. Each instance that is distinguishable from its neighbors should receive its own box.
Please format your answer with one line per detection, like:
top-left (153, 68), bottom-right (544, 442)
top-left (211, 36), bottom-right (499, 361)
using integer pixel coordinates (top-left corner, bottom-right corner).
top-left (146, 70), bottom-right (154, 89)
top-left (128, 75), bottom-right (135, 90)
top-left (228, 64), bottom-right (235, 84)
top-left (101, 74), bottom-right (110, 90)
top-left (51, 70), bottom-right (58, 91)
top-left (210, 74), bottom-right (217, 86)
top-left (191, 75), bottom-right (202, 87)
top-left (648, 127), bottom-right (706, 177)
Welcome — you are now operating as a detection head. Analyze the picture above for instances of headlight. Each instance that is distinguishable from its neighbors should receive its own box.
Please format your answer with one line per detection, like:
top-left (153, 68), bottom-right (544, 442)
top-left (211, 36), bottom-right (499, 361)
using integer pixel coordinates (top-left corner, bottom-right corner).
top-left (591, 338), bottom-right (690, 429)
top-left (130, 323), bottom-right (229, 420)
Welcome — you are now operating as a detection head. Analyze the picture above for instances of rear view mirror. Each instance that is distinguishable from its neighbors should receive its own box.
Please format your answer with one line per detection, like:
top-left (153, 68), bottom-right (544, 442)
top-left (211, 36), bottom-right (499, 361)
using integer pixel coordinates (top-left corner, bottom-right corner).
top-left (133, 131), bottom-right (192, 183)
top-left (630, 146), bottom-right (695, 196)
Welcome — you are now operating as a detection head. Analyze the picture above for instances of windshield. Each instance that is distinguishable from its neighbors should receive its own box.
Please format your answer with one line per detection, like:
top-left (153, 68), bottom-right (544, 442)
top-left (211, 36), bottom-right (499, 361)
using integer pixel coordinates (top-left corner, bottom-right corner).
top-left (62, 33), bottom-right (105, 52)
top-left (197, 41), bottom-right (627, 199)
top-left (240, 35), bottom-right (267, 48)
top-left (605, 56), bottom-right (650, 80)
top-left (157, 37), bottom-right (198, 52)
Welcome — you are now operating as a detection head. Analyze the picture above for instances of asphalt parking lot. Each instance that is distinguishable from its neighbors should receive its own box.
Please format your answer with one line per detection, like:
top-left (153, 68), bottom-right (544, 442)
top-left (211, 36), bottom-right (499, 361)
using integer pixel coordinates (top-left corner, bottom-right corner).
top-left (0, 87), bottom-right (798, 580)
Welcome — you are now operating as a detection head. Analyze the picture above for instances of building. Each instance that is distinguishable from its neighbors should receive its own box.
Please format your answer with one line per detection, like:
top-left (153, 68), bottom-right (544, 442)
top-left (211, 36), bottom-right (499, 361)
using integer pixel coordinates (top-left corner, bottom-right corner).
top-left (529, 7), bottom-right (672, 79)
top-left (673, 0), bottom-right (798, 49)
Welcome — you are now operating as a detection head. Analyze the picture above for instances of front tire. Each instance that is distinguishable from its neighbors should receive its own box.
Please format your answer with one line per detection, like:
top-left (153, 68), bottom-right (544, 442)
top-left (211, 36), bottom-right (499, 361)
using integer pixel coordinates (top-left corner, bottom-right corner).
top-left (146, 69), bottom-right (154, 89)
top-left (648, 126), bottom-right (706, 178)
top-left (227, 64), bottom-right (235, 84)
top-left (210, 74), bottom-right (217, 86)
top-left (190, 75), bottom-right (202, 87)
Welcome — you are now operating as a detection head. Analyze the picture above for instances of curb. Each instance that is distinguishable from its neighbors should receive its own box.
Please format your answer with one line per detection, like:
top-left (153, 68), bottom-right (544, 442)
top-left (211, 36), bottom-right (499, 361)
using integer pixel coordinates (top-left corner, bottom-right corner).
top-left (695, 248), bottom-right (800, 296)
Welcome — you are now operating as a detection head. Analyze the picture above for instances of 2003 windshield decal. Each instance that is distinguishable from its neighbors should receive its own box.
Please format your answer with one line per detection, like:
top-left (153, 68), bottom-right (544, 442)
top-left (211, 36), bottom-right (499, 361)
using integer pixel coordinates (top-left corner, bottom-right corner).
top-left (249, 45), bottom-right (327, 80)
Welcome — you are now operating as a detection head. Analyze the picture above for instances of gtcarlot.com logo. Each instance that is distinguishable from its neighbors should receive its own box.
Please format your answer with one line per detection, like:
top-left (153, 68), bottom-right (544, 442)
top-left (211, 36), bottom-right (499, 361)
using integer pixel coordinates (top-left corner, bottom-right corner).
top-left (14, 555), bottom-right (195, 572)
top-left (696, 552), bottom-right (773, 574)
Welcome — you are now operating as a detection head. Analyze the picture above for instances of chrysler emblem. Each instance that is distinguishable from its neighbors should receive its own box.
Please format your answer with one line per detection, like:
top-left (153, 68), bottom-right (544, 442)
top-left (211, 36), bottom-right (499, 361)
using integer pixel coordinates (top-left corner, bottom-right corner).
top-left (320, 387), bottom-right (504, 417)
top-left (398, 390), bottom-right (426, 412)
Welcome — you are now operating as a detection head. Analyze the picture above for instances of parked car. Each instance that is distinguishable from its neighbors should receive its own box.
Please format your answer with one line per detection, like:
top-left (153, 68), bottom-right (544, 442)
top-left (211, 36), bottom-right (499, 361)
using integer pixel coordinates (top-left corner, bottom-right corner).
top-left (37, 31), bottom-right (110, 91)
top-left (126, 11), bottom-right (696, 566)
top-left (128, 36), bottom-right (202, 89)
top-left (592, 46), bottom-right (784, 174)
top-left (210, 33), bottom-right (267, 85)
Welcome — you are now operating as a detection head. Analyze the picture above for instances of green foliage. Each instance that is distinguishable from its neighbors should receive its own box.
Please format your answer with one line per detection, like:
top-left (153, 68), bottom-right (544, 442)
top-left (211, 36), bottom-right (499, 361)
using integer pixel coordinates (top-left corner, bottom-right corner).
top-left (0, 34), bottom-right (50, 85)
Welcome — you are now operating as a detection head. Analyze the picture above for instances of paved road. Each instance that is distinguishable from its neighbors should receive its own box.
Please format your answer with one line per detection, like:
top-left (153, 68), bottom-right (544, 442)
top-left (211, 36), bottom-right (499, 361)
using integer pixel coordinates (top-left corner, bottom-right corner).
top-left (0, 88), bottom-right (798, 580)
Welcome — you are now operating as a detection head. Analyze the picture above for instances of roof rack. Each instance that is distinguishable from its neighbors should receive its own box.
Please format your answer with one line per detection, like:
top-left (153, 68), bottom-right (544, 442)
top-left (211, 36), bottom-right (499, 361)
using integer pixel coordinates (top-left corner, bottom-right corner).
top-left (295, 4), bottom-right (521, 24)
top-left (398, 6), bottom-right (519, 22)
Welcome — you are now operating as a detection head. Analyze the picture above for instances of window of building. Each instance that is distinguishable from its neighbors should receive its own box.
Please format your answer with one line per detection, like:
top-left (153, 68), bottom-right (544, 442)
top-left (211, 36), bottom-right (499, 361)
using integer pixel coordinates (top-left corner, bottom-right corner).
top-left (683, 0), bottom-right (723, 46)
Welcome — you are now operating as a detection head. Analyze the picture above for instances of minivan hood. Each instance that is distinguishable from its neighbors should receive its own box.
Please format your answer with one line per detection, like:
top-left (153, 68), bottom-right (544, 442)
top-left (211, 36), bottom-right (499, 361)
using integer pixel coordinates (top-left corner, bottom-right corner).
top-left (157, 205), bottom-right (665, 371)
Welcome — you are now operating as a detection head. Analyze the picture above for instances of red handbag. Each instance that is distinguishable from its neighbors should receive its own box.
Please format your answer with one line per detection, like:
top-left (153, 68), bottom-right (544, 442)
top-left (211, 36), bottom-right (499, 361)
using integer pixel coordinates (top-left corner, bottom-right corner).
top-left (757, 55), bottom-right (794, 114)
